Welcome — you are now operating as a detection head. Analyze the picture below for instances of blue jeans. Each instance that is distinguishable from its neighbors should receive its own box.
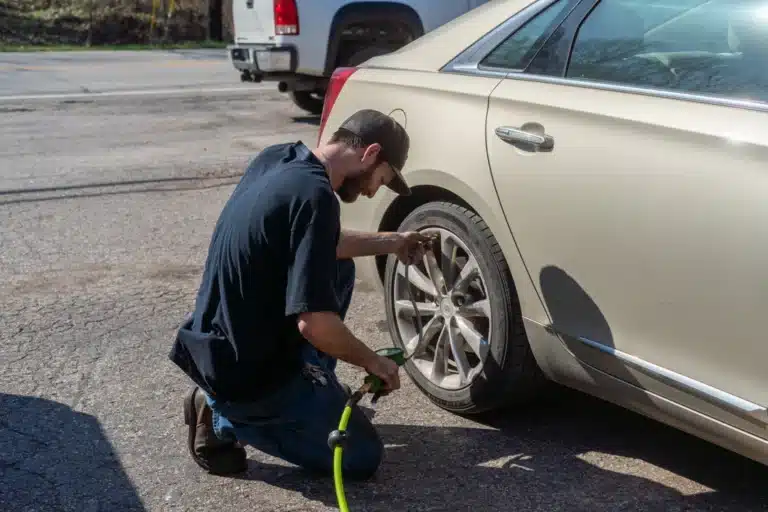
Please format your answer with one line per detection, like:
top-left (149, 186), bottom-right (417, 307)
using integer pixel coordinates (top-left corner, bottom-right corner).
top-left (205, 259), bottom-right (383, 480)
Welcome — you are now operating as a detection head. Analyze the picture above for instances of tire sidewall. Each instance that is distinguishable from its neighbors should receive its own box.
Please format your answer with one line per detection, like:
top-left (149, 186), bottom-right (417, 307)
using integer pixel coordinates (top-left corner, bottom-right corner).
top-left (383, 202), bottom-right (514, 413)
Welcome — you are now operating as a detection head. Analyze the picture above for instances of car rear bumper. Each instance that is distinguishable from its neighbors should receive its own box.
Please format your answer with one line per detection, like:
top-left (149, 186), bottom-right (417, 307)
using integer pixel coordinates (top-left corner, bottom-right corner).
top-left (227, 43), bottom-right (297, 75)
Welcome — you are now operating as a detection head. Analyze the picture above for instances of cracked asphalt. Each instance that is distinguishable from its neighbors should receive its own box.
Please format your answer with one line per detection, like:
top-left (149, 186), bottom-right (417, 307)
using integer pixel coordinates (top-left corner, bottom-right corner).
top-left (3, 51), bottom-right (768, 512)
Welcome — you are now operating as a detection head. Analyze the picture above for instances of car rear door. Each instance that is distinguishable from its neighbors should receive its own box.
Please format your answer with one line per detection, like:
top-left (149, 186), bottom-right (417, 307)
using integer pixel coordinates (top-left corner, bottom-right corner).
top-left (474, 0), bottom-right (768, 437)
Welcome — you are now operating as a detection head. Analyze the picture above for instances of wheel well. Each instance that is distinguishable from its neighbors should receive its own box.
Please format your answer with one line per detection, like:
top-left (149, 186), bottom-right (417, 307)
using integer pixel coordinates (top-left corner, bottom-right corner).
top-left (374, 185), bottom-right (473, 283)
top-left (324, 2), bottom-right (425, 74)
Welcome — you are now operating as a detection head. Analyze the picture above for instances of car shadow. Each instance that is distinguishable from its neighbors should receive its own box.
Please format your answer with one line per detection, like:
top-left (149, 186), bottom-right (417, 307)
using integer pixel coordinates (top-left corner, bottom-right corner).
top-left (225, 391), bottom-right (768, 511)
top-left (292, 115), bottom-right (321, 127)
top-left (0, 392), bottom-right (145, 511)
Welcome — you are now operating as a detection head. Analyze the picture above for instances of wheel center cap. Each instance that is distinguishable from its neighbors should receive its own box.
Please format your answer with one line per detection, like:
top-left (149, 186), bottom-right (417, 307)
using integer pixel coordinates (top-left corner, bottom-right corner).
top-left (440, 298), bottom-right (455, 318)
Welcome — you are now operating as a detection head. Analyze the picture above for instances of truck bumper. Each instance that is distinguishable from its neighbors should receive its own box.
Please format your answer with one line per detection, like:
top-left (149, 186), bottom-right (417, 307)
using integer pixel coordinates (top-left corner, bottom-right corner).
top-left (227, 43), bottom-right (297, 75)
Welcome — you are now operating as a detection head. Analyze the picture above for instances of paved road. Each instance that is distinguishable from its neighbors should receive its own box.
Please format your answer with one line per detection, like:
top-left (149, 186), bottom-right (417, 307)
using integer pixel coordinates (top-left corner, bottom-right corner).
top-left (2, 61), bottom-right (768, 512)
top-left (0, 49), bottom-right (262, 97)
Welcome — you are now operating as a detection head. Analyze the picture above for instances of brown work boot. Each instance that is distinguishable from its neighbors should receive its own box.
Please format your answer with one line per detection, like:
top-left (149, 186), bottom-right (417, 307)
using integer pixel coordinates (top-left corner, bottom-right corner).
top-left (183, 386), bottom-right (247, 475)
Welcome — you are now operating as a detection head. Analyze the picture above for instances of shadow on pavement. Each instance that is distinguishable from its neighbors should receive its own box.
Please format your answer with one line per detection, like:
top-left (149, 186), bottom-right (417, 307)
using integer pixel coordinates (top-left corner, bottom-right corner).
top-left (0, 178), bottom-right (241, 206)
top-left (0, 393), bottom-right (145, 512)
top-left (230, 391), bottom-right (768, 511)
top-left (0, 173), bottom-right (243, 196)
top-left (292, 115), bottom-right (321, 127)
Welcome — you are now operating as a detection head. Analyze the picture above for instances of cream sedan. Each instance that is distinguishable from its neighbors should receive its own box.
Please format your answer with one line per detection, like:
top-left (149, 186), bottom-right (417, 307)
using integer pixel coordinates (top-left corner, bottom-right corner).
top-left (317, 0), bottom-right (768, 467)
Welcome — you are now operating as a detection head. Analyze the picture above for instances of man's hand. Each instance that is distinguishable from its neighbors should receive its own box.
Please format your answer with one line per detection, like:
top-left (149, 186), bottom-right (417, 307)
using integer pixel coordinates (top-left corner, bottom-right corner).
top-left (395, 231), bottom-right (432, 265)
top-left (365, 354), bottom-right (401, 393)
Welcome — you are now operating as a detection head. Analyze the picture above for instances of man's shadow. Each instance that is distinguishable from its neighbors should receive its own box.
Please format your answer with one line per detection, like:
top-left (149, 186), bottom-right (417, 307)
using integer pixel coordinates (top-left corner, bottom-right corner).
top-left (0, 392), bottom-right (145, 511)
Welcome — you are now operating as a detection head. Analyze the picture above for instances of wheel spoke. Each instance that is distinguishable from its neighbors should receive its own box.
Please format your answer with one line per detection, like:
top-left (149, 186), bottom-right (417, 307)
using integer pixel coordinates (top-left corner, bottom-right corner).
top-left (457, 298), bottom-right (490, 319)
top-left (424, 249), bottom-right (447, 295)
top-left (439, 232), bottom-right (459, 290)
top-left (405, 315), bottom-right (443, 356)
top-left (452, 255), bottom-right (479, 294)
top-left (395, 299), bottom-right (438, 318)
top-left (447, 318), bottom-right (471, 385)
top-left (454, 315), bottom-right (489, 361)
top-left (398, 263), bottom-right (438, 297)
top-left (430, 323), bottom-right (449, 381)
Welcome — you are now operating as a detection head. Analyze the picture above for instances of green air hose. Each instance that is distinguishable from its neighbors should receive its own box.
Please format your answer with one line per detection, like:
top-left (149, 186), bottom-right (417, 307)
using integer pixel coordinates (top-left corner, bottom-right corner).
top-left (331, 237), bottom-right (438, 511)
top-left (330, 268), bottom-right (422, 512)
top-left (333, 404), bottom-right (354, 512)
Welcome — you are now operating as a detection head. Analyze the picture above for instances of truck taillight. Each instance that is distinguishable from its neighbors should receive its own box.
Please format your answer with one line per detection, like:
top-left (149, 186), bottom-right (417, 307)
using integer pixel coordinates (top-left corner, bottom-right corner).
top-left (274, 0), bottom-right (299, 35)
top-left (317, 67), bottom-right (357, 144)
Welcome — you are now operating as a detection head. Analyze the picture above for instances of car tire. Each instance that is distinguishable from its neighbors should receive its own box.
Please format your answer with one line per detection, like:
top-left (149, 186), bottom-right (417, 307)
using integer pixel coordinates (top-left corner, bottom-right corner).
top-left (383, 201), bottom-right (547, 415)
top-left (290, 91), bottom-right (324, 116)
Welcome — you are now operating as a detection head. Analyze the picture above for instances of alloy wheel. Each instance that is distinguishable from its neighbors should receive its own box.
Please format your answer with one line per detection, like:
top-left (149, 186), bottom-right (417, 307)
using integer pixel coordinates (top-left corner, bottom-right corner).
top-left (392, 227), bottom-right (492, 389)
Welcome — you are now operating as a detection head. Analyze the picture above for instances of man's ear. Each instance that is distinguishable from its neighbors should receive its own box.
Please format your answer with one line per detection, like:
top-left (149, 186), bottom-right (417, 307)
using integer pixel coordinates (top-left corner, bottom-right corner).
top-left (361, 143), bottom-right (382, 164)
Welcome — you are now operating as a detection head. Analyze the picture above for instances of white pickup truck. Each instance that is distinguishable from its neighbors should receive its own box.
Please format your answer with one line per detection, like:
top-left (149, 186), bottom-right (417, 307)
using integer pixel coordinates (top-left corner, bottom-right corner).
top-left (227, 0), bottom-right (490, 115)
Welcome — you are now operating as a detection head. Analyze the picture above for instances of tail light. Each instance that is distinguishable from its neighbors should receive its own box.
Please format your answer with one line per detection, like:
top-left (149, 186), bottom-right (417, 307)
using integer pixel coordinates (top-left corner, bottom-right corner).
top-left (274, 0), bottom-right (299, 35)
top-left (317, 67), bottom-right (358, 144)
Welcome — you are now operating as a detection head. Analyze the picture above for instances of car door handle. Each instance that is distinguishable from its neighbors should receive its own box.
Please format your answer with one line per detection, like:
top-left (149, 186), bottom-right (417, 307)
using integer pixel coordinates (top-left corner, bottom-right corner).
top-left (495, 126), bottom-right (554, 151)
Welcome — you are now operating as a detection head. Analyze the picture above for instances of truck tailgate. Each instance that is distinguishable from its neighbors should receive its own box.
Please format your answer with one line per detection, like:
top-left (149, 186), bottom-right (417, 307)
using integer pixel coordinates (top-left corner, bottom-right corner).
top-left (233, 0), bottom-right (275, 43)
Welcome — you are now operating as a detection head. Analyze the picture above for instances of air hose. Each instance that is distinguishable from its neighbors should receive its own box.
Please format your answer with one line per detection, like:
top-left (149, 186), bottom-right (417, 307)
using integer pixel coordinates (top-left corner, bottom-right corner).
top-left (329, 235), bottom-right (439, 512)
top-left (330, 386), bottom-right (367, 512)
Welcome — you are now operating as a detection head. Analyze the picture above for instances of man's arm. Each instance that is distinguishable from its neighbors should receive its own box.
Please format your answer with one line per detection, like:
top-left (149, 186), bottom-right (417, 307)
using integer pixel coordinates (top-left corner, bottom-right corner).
top-left (336, 228), bottom-right (401, 259)
top-left (297, 311), bottom-right (399, 391)
top-left (284, 190), bottom-right (400, 390)
top-left (297, 311), bottom-right (377, 369)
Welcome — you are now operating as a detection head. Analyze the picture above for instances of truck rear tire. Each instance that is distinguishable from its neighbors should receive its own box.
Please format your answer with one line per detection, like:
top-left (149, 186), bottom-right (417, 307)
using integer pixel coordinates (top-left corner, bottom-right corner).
top-left (290, 91), bottom-right (324, 116)
top-left (344, 46), bottom-right (392, 67)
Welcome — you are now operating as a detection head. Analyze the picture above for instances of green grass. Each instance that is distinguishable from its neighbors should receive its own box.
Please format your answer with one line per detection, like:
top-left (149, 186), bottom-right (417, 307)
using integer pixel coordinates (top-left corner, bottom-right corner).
top-left (0, 40), bottom-right (229, 52)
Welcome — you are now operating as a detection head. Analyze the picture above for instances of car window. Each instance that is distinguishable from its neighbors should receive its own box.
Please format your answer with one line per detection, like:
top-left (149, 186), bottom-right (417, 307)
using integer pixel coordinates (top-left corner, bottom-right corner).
top-left (480, 0), bottom-right (576, 70)
top-left (566, 0), bottom-right (768, 104)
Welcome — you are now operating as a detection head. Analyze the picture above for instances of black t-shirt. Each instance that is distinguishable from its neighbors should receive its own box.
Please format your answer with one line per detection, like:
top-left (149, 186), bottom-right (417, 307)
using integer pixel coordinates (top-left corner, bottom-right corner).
top-left (168, 141), bottom-right (342, 403)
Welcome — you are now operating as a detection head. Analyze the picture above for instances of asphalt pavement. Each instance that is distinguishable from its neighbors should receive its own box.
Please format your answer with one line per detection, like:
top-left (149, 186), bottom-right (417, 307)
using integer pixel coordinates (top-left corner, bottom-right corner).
top-left (2, 51), bottom-right (768, 512)
top-left (0, 49), bottom-right (262, 97)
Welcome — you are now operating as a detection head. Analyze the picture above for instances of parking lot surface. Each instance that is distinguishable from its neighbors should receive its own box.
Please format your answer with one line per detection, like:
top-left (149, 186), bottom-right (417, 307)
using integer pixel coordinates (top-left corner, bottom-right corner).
top-left (2, 55), bottom-right (768, 511)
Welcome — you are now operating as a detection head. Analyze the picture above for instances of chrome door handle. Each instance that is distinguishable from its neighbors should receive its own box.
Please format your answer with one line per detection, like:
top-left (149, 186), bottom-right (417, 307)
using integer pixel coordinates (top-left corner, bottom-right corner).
top-left (495, 126), bottom-right (554, 151)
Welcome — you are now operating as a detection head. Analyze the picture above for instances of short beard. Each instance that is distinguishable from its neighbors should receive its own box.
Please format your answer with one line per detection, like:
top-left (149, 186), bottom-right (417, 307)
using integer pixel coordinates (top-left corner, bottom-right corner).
top-left (336, 167), bottom-right (373, 203)
top-left (337, 176), bottom-right (363, 203)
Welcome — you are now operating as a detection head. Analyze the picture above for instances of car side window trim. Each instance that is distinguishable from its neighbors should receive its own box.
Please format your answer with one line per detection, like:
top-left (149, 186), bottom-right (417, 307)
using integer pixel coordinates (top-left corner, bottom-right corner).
top-left (500, 72), bottom-right (768, 114)
top-left (523, 0), bottom-right (598, 76)
top-left (441, 0), bottom-right (564, 78)
top-left (442, 0), bottom-right (768, 114)
top-left (476, 0), bottom-right (583, 74)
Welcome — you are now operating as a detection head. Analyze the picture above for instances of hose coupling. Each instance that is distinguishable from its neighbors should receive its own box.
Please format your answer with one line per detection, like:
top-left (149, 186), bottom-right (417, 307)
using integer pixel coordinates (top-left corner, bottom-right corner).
top-left (327, 429), bottom-right (350, 450)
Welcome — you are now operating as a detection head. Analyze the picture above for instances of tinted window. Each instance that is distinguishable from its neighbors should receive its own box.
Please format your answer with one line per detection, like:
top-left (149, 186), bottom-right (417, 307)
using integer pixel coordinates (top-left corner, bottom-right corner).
top-left (567, 0), bottom-right (768, 103)
top-left (480, 0), bottom-right (575, 70)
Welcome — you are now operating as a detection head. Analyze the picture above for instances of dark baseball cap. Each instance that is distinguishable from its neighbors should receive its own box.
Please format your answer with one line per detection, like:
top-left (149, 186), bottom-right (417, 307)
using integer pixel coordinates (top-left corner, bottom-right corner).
top-left (338, 109), bottom-right (411, 196)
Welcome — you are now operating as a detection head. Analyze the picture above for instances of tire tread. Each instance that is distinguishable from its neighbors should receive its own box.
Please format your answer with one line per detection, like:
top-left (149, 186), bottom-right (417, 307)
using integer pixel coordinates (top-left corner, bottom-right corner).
top-left (439, 202), bottom-right (547, 413)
